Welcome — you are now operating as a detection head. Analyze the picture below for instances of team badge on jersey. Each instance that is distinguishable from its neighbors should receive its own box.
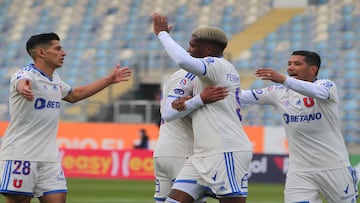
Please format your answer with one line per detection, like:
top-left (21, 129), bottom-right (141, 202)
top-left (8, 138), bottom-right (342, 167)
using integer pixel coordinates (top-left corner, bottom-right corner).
top-left (179, 79), bottom-right (187, 86)
top-left (303, 97), bottom-right (315, 107)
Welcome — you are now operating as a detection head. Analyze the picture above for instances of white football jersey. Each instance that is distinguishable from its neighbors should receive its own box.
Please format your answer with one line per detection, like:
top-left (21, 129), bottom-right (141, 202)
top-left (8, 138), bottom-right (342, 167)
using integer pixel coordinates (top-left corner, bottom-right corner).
top-left (153, 69), bottom-right (196, 158)
top-left (241, 79), bottom-right (351, 171)
top-left (191, 57), bottom-right (253, 157)
top-left (0, 64), bottom-right (71, 162)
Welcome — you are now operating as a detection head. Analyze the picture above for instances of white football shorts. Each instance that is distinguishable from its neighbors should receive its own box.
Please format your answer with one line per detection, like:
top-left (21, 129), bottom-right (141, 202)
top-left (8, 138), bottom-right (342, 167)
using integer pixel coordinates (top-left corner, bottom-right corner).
top-left (0, 160), bottom-right (67, 197)
top-left (154, 157), bottom-right (188, 202)
top-left (173, 151), bottom-right (252, 199)
top-left (153, 157), bottom-right (207, 203)
top-left (285, 166), bottom-right (358, 203)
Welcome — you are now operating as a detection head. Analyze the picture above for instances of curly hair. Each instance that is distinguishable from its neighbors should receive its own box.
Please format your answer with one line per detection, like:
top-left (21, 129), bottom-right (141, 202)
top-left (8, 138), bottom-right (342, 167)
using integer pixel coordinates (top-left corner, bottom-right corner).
top-left (191, 26), bottom-right (228, 51)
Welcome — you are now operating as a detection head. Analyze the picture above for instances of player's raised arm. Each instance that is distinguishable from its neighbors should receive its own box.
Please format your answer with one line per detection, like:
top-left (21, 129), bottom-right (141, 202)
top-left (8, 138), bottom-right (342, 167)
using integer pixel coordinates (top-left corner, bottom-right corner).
top-left (255, 68), bottom-right (330, 100)
top-left (63, 64), bottom-right (132, 103)
top-left (152, 12), bottom-right (206, 76)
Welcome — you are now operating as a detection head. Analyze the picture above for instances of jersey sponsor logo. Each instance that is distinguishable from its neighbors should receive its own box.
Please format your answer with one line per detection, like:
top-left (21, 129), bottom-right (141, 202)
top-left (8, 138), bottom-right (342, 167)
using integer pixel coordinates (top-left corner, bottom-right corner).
top-left (34, 98), bottom-right (61, 109)
top-left (173, 88), bottom-right (185, 95)
top-left (226, 73), bottom-right (239, 82)
top-left (283, 112), bottom-right (322, 124)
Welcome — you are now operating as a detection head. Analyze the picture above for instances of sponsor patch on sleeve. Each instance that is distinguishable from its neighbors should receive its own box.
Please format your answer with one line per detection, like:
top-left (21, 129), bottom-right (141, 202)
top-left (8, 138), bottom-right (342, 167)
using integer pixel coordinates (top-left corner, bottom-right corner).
top-left (173, 88), bottom-right (185, 95)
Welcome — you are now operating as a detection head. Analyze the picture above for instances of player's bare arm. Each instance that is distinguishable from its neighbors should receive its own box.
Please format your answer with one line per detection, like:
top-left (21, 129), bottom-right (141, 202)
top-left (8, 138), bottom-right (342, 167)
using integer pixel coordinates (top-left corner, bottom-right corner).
top-left (255, 68), bottom-right (286, 83)
top-left (63, 64), bottom-right (132, 103)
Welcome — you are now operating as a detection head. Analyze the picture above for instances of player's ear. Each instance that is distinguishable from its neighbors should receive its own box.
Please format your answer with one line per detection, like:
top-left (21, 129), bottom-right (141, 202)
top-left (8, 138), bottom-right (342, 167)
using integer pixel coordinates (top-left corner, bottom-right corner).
top-left (310, 65), bottom-right (318, 75)
top-left (206, 44), bottom-right (213, 55)
top-left (37, 47), bottom-right (46, 58)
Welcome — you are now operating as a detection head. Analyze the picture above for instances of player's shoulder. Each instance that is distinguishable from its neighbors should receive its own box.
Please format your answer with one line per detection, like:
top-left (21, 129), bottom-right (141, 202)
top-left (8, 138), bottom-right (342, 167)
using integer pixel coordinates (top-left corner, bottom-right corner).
top-left (12, 64), bottom-right (36, 78)
top-left (315, 78), bottom-right (336, 88)
top-left (172, 69), bottom-right (196, 81)
top-left (17, 64), bottom-right (34, 72)
top-left (202, 56), bottom-right (227, 64)
top-left (202, 56), bottom-right (236, 71)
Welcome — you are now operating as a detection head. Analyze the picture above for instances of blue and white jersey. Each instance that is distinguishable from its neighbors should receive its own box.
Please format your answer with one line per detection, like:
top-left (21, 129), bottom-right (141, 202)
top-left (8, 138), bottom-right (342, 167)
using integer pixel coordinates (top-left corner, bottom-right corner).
top-left (153, 69), bottom-right (195, 158)
top-left (241, 79), bottom-right (351, 171)
top-left (191, 57), bottom-right (253, 157)
top-left (156, 31), bottom-right (252, 157)
top-left (0, 64), bottom-right (71, 162)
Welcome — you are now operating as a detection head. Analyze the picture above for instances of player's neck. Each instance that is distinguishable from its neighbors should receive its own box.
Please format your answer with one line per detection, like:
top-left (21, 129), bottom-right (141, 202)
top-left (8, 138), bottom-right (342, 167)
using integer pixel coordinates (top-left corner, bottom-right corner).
top-left (34, 62), bottom-right (55, 79)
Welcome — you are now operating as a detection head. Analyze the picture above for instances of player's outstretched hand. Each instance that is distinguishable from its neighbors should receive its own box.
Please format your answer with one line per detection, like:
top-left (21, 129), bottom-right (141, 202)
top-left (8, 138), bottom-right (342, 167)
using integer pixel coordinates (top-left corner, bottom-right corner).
top-left (200, 85), bottom-right (228, 104)
top-left (109, 64), bottom-right (132, 84)
top-left (152, 12), bottom-right (173, 36)
top-left (255, 68), bottom-right (286, 83)
top-left (18, 79), bottom-right (35, 101)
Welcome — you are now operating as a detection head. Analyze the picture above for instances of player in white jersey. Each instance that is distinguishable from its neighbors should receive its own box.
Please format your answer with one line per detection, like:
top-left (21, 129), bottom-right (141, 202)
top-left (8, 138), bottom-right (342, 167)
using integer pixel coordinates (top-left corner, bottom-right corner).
top-left (239, 50), bottom-right (358, 203)
top-left (0, 33), bottom-right (132, 203)
top-left (154, 69), bottom-right (228, 203)
top-left (152, 13), bottom-right (253, 203)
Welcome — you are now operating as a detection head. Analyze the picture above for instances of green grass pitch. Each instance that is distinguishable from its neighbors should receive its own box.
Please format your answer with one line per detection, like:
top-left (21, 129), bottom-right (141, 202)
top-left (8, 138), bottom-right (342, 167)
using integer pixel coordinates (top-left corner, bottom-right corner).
top-left (3, 178), bottom-right (285, 203)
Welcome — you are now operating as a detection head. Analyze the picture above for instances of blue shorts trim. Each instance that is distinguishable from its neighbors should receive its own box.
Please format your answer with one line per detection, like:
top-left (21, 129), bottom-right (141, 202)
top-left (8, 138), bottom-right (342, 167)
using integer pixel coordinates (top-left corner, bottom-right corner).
top-left (0, 189), bottom-right (33, 197)
top-left (43, 189), bottom-right (67, 196)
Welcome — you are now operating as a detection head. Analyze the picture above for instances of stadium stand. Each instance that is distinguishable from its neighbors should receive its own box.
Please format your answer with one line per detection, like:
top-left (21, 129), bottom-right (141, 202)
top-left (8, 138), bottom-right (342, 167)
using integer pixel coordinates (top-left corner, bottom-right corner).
top-left (0, 0), bottom-right (359, 144)
top-left (233, 0), bottom-right (360, 144)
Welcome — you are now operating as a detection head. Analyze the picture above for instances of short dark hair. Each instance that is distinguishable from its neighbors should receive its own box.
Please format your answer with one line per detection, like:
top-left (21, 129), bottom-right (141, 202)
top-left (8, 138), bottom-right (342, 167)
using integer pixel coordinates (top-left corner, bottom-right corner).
top-left (292, 50), bottom-right (321, 69)
top-left (26, 32), bottom-right (60, 57)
